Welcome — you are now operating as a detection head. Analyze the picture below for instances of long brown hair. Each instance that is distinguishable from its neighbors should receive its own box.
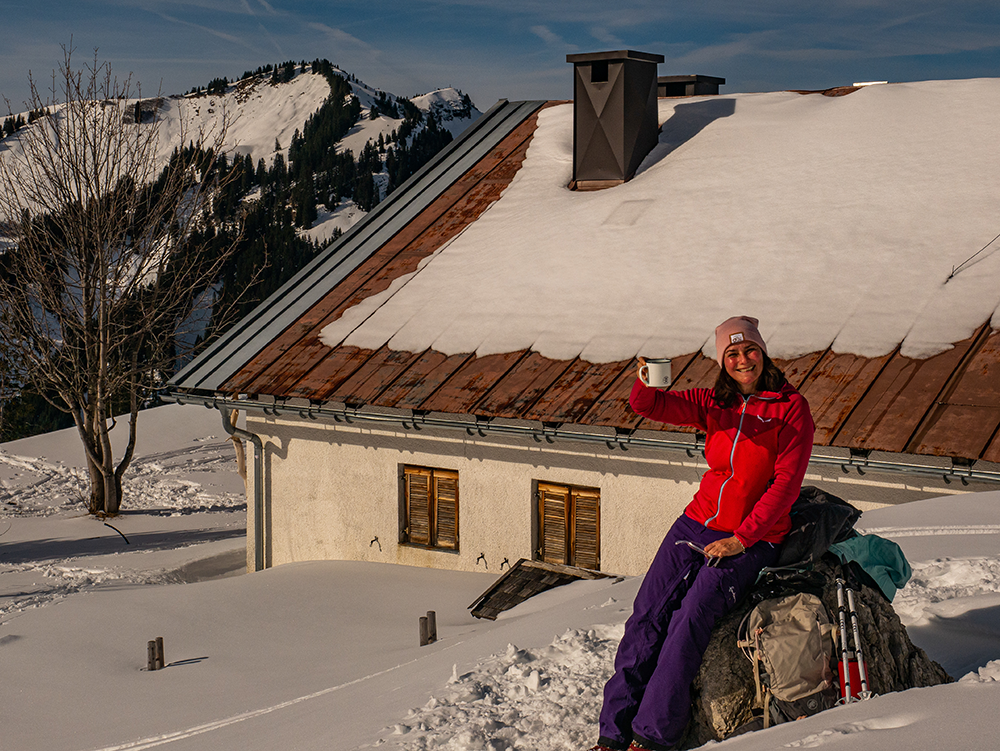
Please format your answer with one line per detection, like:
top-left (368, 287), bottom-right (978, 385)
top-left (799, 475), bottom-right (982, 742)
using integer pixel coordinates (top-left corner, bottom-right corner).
top-left (713, 352), bottom-right (788, 408)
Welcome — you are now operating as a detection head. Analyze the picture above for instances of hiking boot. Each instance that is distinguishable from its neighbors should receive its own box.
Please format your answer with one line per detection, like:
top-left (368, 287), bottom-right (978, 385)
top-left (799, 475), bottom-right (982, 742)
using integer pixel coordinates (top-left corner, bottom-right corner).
top-left (589, 740), bottom-right (629, 751)
top-left (629, 739), bottom-right (676, 751)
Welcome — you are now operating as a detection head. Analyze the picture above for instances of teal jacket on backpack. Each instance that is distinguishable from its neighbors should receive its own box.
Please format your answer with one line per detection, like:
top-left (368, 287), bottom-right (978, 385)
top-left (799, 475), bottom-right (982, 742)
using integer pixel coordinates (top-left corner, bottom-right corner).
top-left (828, 533), bottom-right (912, 601)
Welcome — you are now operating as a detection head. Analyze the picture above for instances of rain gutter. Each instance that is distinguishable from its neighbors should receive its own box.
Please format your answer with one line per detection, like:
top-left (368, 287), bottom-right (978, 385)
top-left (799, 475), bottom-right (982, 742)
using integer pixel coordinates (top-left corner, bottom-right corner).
top-left (164, 392), bottom-right (1000, 493)
top-left (217, 404), bottom-right (265, 571)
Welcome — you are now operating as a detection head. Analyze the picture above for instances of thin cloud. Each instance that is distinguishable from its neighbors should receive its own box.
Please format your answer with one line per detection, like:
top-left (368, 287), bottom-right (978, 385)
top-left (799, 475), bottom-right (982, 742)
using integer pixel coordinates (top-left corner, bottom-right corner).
top-left (308, 22), bottom-right (382, 57)
top-left (530, 25), bottom-right (567, 47)
top-left (239, 0), bottom-right (280, 17)
top-left (153, 11), bottom-right (248, 47)
top-left (589, 26), bottom-right (624, 47)
top-left (237, 0), bottom-right (285, 57)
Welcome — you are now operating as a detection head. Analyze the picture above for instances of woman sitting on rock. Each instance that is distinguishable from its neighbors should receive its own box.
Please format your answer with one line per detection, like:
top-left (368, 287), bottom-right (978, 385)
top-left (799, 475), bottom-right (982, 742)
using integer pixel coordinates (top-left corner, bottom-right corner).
top-left (591, 316), bottom-right (815, 751)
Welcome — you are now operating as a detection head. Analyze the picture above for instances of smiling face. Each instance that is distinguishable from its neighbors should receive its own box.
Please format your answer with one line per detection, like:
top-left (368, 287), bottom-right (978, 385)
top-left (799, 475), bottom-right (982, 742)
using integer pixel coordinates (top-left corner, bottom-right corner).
top-left (723, 341), bottom-right (764, 394)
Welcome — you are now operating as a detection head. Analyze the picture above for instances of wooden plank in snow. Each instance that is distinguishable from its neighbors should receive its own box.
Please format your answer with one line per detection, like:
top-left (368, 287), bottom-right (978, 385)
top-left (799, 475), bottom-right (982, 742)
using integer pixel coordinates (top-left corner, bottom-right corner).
top-left (468, 558), bottom-right (610, 620)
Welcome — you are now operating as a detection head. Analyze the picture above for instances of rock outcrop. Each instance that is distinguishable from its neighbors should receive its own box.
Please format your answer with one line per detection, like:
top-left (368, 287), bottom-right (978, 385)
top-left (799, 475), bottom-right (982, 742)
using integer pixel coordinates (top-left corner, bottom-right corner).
top-left (680, 557), bottom-right (951, 748)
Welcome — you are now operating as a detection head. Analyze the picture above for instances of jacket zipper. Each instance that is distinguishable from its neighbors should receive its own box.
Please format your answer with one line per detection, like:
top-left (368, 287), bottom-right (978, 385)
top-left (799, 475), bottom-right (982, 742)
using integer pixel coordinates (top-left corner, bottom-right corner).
top-left (706, 394), bottom-right (750, 528)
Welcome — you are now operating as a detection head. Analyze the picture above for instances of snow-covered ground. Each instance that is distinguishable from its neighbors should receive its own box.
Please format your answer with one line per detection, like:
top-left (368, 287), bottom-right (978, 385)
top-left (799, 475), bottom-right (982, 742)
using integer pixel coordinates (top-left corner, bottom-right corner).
top-left (2, 404), bottom-right (999, 750)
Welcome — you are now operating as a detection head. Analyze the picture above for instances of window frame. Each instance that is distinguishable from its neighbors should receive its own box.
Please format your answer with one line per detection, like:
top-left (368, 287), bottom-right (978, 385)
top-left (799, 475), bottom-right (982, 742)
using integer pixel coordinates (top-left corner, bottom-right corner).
top-left (536, 481), bottom-right (601, 571)
top-left (401, 465), bottom-right (459, 551)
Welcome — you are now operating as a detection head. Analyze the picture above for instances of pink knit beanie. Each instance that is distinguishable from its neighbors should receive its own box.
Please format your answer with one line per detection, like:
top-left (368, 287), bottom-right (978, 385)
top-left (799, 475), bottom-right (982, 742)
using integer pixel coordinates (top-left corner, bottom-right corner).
top-left (715, 316), bottom-right (767, 366)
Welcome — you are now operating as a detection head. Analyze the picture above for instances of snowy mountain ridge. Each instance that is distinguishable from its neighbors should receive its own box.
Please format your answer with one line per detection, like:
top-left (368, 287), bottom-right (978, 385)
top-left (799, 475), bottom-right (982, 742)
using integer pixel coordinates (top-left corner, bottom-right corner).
top-left (166, 63), bottom-right (481, 161)
top-left (2, 61), bottom-right (483, 244)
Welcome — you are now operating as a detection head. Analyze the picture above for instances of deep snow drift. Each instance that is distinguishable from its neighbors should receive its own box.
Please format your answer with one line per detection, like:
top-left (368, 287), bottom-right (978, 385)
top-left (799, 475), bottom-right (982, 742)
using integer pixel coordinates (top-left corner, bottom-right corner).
top-left (1, 404), bottom-right (999, 751)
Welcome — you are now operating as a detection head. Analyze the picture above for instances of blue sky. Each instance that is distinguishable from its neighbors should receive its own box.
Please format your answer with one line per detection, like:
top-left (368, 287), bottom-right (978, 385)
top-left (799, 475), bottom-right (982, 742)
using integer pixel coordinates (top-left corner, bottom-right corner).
top-left (3, 1), bottom-right (1000, 112)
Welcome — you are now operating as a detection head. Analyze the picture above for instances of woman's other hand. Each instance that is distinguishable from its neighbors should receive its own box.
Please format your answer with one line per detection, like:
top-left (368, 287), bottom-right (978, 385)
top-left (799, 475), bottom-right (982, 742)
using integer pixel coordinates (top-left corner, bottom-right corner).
top-left (703, 536), bottom-right (746, 558)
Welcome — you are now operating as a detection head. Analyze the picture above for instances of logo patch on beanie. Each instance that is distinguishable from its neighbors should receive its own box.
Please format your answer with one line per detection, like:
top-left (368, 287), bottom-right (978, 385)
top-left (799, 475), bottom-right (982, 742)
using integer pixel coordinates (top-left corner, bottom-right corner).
top-left (730, 333), bottom-right (744, 344)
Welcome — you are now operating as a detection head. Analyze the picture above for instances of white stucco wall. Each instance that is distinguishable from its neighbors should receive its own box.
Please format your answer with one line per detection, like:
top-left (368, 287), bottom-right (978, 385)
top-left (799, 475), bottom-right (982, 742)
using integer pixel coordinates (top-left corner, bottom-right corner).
top-left (241, 413), bottom-right (995, 577)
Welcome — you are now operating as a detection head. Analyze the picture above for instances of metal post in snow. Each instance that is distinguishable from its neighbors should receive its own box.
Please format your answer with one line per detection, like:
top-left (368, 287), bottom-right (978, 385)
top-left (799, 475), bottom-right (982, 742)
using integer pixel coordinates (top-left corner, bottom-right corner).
top-left (419, 616), bottom-right (430, 646)
top-left (426, 611), bottom-right (437, 643)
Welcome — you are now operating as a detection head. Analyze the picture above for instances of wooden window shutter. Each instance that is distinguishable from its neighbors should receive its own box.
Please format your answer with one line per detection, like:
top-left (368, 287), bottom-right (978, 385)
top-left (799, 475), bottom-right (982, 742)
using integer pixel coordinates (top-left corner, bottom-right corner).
top-left (405, 467), bottom-right (432, 546)
top-left (571, 487), bottom-right (600, 571)
top-left (434, 470), bottom-right (459, 549)
top-left (538, 482), bottom-right (569, 565)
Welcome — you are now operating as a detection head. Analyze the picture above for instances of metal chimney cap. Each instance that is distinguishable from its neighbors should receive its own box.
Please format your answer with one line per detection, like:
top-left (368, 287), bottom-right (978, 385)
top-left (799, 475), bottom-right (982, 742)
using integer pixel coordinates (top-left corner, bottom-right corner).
top-left (566, 50), bottom-right (665, 64)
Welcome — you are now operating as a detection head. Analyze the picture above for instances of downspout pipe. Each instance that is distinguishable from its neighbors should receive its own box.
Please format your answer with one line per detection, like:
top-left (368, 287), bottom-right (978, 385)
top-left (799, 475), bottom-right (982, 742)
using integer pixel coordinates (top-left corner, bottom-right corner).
top-left (218, 404), bottom-right (265, 572)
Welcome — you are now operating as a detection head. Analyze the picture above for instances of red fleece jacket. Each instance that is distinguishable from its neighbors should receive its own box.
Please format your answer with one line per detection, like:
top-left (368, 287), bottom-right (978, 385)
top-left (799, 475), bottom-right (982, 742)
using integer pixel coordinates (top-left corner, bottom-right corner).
top-left (630, 379), bottom-right (815, 547)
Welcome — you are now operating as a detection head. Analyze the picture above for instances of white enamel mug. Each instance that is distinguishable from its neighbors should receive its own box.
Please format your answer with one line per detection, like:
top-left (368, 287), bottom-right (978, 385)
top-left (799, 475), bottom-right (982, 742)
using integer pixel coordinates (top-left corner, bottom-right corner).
top-left (639, 358), bottom-right (672, 388)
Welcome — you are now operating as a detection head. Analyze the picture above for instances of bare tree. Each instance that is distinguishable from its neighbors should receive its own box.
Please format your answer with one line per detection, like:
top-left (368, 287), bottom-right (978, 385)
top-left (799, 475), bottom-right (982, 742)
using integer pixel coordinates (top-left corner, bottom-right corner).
top-left (0, 47), bottom-right (242, 515)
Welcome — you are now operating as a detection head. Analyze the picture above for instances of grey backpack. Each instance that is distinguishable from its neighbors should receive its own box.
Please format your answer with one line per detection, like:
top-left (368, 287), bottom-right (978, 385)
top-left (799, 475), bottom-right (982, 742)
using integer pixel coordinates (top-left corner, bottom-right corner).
top-left (737, 592), bottom-right (838, 727)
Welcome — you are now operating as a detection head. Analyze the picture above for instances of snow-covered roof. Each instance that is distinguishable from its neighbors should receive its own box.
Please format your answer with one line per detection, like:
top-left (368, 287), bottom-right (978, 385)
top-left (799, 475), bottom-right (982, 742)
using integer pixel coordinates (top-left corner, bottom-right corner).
top-left (169, 80), bottom-right (1000, 463)
top-left (320, 79), bottom-right (1000, 364)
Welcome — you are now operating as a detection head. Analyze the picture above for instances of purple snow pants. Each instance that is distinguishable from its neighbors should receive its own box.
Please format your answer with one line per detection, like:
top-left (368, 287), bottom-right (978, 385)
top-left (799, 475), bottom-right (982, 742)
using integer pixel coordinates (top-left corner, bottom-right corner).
top-left (598, 513), bottom-right (779, 751)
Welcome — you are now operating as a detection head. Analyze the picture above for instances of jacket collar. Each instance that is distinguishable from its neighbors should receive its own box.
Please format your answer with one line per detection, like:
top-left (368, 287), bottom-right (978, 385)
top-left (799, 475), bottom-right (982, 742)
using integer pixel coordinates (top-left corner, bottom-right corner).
top-left (743, 382), bottom-right (796, 403)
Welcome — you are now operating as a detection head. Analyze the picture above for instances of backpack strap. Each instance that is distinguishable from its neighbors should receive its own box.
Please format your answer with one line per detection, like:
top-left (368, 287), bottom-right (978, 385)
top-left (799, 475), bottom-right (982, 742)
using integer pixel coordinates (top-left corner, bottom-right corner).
top-left (762, 686), bottom-right (773, 729)
top-left (737, 623), bottom-right (767, 715)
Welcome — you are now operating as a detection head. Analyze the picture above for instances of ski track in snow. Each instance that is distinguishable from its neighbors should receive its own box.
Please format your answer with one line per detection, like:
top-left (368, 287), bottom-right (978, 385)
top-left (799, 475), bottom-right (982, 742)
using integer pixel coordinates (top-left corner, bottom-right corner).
top-left (0, 561), bottom-right (179, 621)
top-left (781, 715), bottom-right (918, 748)
top-left (84, 658), bottom-right (431, 751)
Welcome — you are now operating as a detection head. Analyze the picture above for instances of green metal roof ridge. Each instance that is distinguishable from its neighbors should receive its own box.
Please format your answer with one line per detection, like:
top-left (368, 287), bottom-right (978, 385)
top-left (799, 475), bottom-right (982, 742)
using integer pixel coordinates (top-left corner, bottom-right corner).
top-left (169, 99), bottom-right (547, 393)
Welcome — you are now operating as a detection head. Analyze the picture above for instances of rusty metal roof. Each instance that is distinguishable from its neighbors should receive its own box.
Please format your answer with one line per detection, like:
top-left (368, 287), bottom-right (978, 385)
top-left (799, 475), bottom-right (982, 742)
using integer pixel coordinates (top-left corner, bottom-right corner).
top-left (169, 100), bottom-right (1000, 464)
top-left (170, 98), bottom-right (548, 394)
